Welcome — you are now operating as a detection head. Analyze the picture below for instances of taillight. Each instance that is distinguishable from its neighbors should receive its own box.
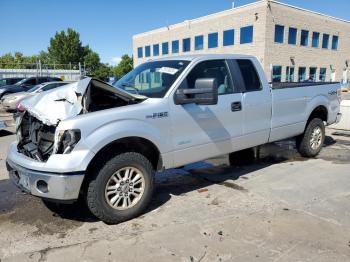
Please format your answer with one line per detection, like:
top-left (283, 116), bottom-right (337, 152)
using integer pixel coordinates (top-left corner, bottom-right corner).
top-left (337, 88), bottom-right (342, 101)
top-left (16, 101), bottom-right (25, 112)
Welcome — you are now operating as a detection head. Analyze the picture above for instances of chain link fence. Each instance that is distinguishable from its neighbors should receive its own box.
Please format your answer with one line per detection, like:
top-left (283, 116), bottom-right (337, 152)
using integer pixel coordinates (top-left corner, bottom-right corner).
top-left (0, 61), bottom-right (86, 81)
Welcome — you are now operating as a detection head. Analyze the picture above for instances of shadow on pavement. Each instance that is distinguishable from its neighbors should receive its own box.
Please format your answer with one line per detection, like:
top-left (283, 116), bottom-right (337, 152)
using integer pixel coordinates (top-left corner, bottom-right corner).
top-left (0, 129), bottom-right (14, 137)
top-left (0, 136), bottom-right (348, 227)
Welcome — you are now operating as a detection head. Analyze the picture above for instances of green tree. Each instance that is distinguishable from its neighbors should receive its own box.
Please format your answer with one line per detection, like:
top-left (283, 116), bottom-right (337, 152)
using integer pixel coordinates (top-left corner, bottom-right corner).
top-left (84, 47), bottom-right (101, 73)
top-left (92, 63), bottom-right (112, 81)
top-left (113, 55), bottom-right (133, 79)
top-left (37, 51), bottom-right (51, 64)
top-left (48, 28), bottom-right (85, 64)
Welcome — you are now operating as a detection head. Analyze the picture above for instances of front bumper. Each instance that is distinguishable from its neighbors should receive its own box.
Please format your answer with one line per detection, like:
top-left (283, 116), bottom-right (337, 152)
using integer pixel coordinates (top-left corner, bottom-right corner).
top-left (6, 159), bottom-right (84, 201)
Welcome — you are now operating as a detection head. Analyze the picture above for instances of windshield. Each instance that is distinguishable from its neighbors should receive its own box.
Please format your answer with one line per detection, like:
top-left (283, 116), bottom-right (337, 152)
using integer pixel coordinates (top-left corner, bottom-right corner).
top-left (15, 79), bottom-right (27, 85)
top-left (113, 60), bottom-right (190, 98)
top-left (27, 84), bottom-right (44, 93)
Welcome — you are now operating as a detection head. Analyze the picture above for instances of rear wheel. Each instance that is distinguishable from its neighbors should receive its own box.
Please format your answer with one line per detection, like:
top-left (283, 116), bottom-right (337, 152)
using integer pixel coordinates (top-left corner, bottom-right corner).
top-left (86, 152), bottom-right (154, 224)
top-left (296, 118), bottom-right (325, 157)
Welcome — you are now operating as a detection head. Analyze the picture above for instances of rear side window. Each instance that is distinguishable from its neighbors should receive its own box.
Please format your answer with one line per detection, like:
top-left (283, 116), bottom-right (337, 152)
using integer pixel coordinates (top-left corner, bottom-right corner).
top-left (38, 77), bottom-right (48, 84)
top-left (42, 83), bottom-right (57, 91)
top-left (236, 60), bottom-right (261, 92)
top-left (25, 78), bottom-right (37, 85)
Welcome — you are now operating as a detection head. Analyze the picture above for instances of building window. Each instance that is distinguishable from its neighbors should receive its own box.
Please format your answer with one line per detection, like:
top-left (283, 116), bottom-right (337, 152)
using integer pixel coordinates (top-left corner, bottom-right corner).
top-left (309, 67), bottom-right (317, 81)
top-left (223, 29), bottom-right (235, 46)
top-left (286, 66), bottom-right (295, 82)
top-left (145, 46), bottom-right (151, 57)
top-left (195, 35), bottom-right (204, 50)
top-left (153, 44), bottom-right (159, 56)
top-left (137, 47), bottom-right (143, 58)
top-left (312, 32), bottom-right (320, 48)
top-left (300, 30), bottom-right (309, 46)
top-left (272, 66), bottom-right (282, 82)
top-left (332, 36), bottom-right (339, 50)
top-left (240, 25), bottom-right (253, 44)
top-left (162, 42), bottom-right (169, 55)
top-left (322, 34), bottom-right (329, 49)
top-left (154, 72), bottom-right (161, 83)
top-left (172, 40), bottom-right (179, 54)
top-left (183, 38), bottom-right (191, 52)
top-left (288, 27), bottom-right (297, 45)
top-left (208, 32), bottom-right (218, 48)
top-left (319, 68), bottom-right (327, 82)
top-left (274, 25), bottom-right (284, 43)
top-left (298, 67), bottom-right (306, 81)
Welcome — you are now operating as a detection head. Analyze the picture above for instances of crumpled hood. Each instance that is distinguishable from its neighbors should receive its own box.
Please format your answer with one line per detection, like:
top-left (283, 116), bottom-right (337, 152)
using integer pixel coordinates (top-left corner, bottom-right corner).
top-left (21, 77), bottom-right (144, 126)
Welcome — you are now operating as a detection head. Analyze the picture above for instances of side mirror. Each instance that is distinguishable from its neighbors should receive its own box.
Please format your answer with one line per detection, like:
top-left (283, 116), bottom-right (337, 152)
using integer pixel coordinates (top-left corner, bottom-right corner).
top-left (174, 78), bottom-right (218, 105)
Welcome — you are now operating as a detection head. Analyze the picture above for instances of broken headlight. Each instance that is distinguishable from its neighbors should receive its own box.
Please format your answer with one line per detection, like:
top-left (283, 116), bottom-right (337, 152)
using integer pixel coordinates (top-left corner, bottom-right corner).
top-left (53, 129), bottom-right (81, 154)
top-left (15, 113), bottom-right (23, 142)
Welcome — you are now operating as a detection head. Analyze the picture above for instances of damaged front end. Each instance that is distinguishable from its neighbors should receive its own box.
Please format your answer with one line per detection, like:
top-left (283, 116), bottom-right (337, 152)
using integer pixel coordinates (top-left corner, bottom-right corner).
top-left (17, 112), bottom-right (56, 161)
top-left (16, 77), bottom-right (146, 162)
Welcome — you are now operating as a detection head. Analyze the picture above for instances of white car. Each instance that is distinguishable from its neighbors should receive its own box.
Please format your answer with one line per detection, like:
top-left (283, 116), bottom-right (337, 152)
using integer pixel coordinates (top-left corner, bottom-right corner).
top-left (0, 81), bottom-right (72, 112)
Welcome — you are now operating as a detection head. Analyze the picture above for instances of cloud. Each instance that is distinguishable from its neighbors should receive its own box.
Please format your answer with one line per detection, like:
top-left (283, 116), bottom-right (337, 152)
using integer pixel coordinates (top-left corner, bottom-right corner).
top-left (111, 56), bottom-right (122, 65)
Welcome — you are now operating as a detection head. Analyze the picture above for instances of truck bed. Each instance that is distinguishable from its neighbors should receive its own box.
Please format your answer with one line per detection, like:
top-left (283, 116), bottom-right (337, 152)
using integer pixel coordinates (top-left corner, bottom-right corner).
top-left (269, 82), bottom-right (340, 142)
top-left (271, 82), bottom-right (339, 89)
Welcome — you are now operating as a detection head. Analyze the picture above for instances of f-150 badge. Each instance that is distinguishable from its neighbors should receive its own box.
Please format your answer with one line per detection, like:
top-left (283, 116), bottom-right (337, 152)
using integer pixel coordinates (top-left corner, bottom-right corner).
top-left (146, 112), bottom-right (169, 119)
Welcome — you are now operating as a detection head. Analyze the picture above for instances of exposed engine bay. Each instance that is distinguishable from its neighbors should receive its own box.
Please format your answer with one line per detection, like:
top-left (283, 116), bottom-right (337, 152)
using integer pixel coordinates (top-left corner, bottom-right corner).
top-left (17, 112), bottom-right (56, 161)
top-left (17, 77), bottom-right (146, 162)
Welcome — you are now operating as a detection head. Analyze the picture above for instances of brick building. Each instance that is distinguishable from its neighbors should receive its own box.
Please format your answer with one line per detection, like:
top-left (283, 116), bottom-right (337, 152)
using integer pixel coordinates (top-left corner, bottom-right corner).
top-left (133, 0), bottom-right (350, 83)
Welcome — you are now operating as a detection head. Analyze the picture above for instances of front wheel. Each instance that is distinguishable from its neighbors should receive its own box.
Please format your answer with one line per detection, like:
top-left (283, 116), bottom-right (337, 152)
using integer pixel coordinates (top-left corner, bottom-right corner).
top-left (296, 118), bottom-right (325, 157)
top-left (86, 152), bottom-right (154, 224)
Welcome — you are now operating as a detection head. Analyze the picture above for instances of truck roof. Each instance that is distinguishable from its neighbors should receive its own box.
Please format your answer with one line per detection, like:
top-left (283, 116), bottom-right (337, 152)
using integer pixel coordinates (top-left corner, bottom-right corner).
top-left (149, 54), bottom-right (256, 62)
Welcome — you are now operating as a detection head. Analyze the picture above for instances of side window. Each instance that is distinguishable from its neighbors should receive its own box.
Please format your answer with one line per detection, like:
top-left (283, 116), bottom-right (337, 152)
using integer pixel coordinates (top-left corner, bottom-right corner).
top-left (236, 59), bottom-right (261, 92)
top-left (42, 83), bottom-right (57, 91)
top-left (38, 77), bottom-right (48, 84)
top-left (182, 60), bottom-right (234, 95)
top-left (25, 78), bottom-right (37, 85)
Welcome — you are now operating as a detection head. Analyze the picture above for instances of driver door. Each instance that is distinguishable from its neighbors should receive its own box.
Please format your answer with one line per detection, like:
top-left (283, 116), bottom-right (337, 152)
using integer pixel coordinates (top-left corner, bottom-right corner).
top-left (169, 59), bottom-right (244, 167)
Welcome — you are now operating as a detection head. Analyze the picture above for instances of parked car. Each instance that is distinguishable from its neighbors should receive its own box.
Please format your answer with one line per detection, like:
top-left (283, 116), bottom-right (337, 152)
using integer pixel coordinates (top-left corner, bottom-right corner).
top-left (0, 76), bottom-right (62, 99)
top-left (1, 81), bottom-right (71, 112)
top-left (7, 55), bottom-right (342, 224)
top-left (0, 77), bottom-right (24, 87)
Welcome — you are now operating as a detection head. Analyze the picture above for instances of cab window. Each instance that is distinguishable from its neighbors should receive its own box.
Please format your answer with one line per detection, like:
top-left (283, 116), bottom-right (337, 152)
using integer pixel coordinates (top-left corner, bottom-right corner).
top-left (181, 60), bottom-right (234, 95)
top-left (236, 59), bottom-right (261, 91)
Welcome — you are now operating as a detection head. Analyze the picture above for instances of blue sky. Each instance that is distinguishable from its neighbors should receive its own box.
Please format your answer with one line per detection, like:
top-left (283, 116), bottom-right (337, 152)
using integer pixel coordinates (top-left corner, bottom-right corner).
top-left (0, 0), bottom-right (349, 65)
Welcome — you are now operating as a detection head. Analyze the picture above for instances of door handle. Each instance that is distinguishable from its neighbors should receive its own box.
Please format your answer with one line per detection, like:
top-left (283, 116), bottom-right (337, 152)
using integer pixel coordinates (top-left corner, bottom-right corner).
top-left (231, 101), bottom-right (242, 112)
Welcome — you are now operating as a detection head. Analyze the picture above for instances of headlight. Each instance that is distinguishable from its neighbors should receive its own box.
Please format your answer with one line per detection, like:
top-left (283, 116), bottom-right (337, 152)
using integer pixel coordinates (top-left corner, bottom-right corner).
top-left (53, 129), bottom-right (81, 154)
top-left (15, 114), bottom-right (23, 142)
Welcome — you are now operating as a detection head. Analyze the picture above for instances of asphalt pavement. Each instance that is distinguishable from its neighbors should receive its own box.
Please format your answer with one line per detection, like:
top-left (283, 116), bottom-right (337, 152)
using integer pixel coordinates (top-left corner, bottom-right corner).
top-left (0, 116), bottom-right (350, 261)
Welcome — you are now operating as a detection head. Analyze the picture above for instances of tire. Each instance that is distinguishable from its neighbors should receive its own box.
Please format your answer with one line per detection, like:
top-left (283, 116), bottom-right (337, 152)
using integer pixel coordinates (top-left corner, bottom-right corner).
top-left (296, 118), bottom-right (325, 157)
top-left (229, 148), bottom-right (255, 166)
top-left (86, 152), bottom-right (154, 224)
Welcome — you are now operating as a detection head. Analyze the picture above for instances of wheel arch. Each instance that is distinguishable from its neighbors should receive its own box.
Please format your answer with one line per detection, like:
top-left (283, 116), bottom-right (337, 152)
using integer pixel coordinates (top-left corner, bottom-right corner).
top-left (86, 136), bottom-right (163, 176)
top-left (306, 105), bottom-right (328, 127)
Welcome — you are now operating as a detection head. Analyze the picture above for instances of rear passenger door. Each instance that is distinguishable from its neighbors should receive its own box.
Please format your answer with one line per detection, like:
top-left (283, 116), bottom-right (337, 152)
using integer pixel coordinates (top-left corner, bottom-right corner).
top-left (232, 59), bottom-right (272, 147)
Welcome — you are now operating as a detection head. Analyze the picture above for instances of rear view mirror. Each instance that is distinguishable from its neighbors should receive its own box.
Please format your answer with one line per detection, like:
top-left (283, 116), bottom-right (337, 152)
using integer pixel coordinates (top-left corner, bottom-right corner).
top-left (174, 78), bottom-right (218, 105)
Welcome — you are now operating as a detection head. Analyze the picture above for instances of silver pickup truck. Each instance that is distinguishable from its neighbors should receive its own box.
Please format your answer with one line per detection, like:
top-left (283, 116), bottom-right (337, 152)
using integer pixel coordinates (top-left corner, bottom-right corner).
top-left (6, 55), bottom-right (342, 223)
